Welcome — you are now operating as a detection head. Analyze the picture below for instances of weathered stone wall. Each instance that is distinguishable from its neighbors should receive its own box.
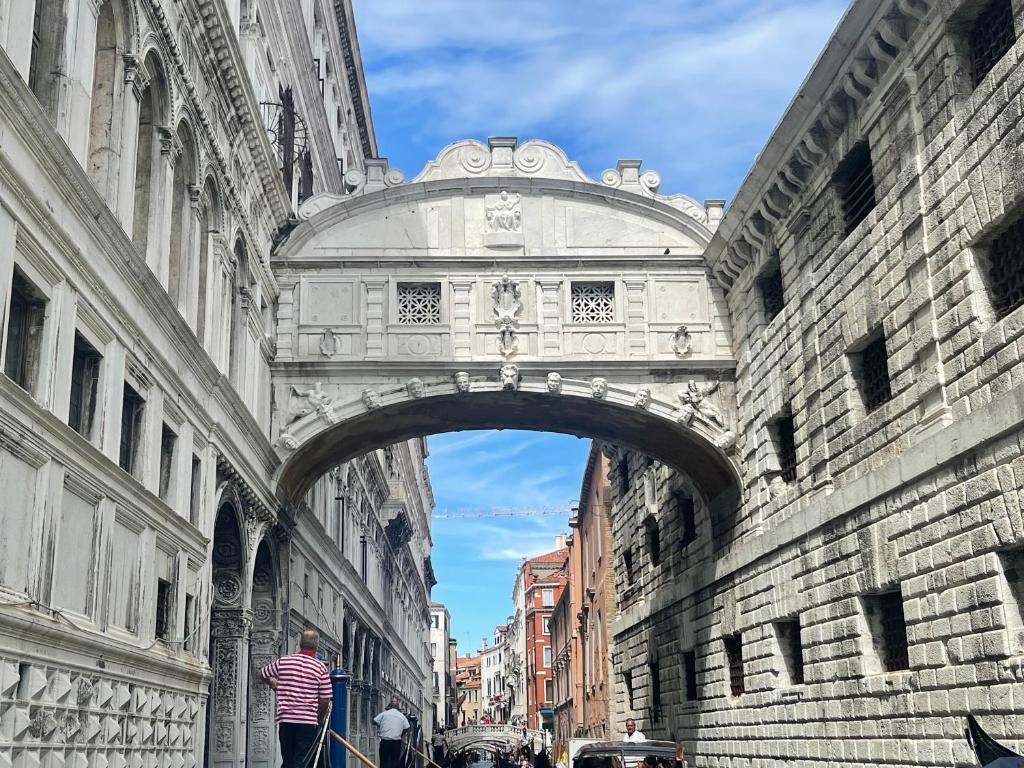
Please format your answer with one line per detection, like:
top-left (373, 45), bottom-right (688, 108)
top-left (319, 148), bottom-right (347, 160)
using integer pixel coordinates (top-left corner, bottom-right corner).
top-left (611, 0), bottom-right (1024, 764)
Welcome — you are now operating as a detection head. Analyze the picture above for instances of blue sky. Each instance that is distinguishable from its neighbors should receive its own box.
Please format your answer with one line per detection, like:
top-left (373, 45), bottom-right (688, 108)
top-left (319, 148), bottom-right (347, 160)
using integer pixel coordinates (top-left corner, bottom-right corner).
top-left (351, 0), bottom-right (849, 650)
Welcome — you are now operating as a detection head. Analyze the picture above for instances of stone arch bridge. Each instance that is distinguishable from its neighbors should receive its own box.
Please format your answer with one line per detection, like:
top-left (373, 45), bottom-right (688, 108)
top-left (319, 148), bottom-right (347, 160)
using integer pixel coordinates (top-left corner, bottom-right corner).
top-left (270, 136), bottom-right (742, 516)
top-left (444, 725), bottom-right (550, 755)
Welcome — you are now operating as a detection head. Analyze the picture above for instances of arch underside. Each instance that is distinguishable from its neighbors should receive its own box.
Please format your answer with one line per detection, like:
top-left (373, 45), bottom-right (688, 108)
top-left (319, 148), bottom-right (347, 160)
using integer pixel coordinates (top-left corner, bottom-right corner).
top-left (278, 391), bottom-right (740, 514)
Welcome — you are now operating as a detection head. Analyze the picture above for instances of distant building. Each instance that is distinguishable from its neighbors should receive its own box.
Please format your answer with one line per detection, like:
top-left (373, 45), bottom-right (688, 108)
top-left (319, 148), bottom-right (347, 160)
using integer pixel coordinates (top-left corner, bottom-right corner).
top-left (481, 625), bottom-right (509, 722)
top-left (522, 538), bottom-right (569, 731)
top-left (506, 568), bottom-right (528, 725)
top-left (430, 603), bottom-right (452, 728)
top-left (456, 653), bottom-right (482, 725)
top-left (448, 637), bottom-right (460, 725)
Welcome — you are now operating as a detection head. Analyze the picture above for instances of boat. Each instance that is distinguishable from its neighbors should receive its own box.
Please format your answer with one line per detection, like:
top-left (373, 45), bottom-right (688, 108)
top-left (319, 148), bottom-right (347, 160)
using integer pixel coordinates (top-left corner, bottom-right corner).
top-left (966, 715), bottom-right (1022, 766)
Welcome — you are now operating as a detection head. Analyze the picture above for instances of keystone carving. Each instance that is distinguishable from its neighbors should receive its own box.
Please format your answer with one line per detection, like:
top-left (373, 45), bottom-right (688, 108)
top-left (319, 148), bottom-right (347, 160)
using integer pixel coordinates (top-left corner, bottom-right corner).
top-left (454, 372), bottom-right (471, 393)
top-left (499, 364), bottom-right (520, 391)
top-left (591, 377), bottom-right (608, 399)
top-left (546, 372), bottom-right (562, 394)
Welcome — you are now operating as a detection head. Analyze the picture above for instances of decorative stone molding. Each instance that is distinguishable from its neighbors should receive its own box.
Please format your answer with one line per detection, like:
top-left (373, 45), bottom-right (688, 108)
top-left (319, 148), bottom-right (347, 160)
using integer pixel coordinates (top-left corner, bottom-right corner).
top-left (491, 274), bottom-right (522, 357)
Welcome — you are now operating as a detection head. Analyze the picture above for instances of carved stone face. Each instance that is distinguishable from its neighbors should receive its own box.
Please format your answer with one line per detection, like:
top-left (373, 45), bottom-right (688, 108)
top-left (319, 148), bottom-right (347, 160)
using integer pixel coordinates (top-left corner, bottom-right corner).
top-left (407, 378), bottom-right (425, 398)
top-left (546, 372), bottom-right (562, 393)
top-left (500, 364), bottom-right (520, 390)
top-left (633, 387), bottom-right (651, 409)
top-left (361, 389), bottom-right (382, 410)
top-left (591, 377), bottom-right (608, 399)
top-left (454, 371), bottom-right (471, 393)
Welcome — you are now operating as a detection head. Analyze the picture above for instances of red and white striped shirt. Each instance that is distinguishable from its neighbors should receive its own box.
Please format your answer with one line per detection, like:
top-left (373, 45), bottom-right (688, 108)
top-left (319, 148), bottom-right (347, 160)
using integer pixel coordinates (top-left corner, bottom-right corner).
top-left (261, 650), bottom-right (333, 724)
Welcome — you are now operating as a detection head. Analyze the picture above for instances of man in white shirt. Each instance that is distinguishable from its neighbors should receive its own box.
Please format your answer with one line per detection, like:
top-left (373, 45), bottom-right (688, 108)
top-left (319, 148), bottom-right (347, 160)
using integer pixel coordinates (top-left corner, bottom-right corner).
top-left (374, 698), bottom-right (411, 768)
top-left (623, 719), bottom-right (646, 743)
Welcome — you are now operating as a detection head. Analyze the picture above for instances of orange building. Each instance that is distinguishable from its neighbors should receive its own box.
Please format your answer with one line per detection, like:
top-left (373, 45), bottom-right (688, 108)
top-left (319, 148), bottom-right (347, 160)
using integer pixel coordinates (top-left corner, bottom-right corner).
top-left (455, 654), bottom-right (482, 725)
top-left (522, 541), bottom-right (569, 730)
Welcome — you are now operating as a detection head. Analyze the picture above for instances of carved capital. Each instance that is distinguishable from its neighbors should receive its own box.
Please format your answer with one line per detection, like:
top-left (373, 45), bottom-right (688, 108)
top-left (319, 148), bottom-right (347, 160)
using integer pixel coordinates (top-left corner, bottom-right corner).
top-left (158, 127), bottom-right (182, 166)
top-left (123, 53), bottom-right (150, 100)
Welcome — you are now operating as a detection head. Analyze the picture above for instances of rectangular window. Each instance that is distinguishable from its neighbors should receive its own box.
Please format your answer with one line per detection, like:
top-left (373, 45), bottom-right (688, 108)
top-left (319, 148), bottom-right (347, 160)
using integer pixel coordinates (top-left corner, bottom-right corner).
top-left (775, 619), bottom-right (804, 685)
top-left (617, 455), bottom-right (630, 498)
top-left (542, 617), bottom-right (550, 635)
top-left (970, 0), bottom-right (1016, 87)
top-left (189, 455), bottom-right (202, 526)
top-left (4, 268), bottom-right (46, 393)
top-left (724, 633), bottom-right (744, 696)
top-left (542, 589), bottom-right (554, 607)
top-left (624, 669), bottom-right (634, 709)
top-left (154, 579), bottom-right (172, 641)
top-left (678, 492), bottom-right (696, 547)
top-left (644, 516), bottom-right (661, 565)
top-left (158, 424), bottom-right (177, 501)
top-left (758, 261), bottom-right (785, 321)
top-left (683, 650), bottom-right (698, 701)
top-left (650, 658), bottom-right (661, 721)
top-left (849, 331), bottom-right (893, 413)
top-left (68, 332), bottom-right (102, 438)
top-left (833, 141), bottom-right (876, 235)
top-left (544, 678), bottom-right (553, 702)
top-left (771, 412), bottom-right (797, 484)
top-left (1000, 549), bottom-right (1024, 654)
top-left (980, 215), bottom-right (1024, 319)
top-left (862, 591), bottom-right (910, 672)
top-left (183, 592), bottom-right (196, 652)
top-left (623, 547), bottom-right (635, 585)
top-left (396, 282), bottom-right (442, 325)
top-left (118, 383), bottom-right (145, 476)
top-left (571, 282), bottom-right (615, 323)
top-left (543, 647), bottom-right (551, 667)
top-left (360, 536), bottom-right (368, 583)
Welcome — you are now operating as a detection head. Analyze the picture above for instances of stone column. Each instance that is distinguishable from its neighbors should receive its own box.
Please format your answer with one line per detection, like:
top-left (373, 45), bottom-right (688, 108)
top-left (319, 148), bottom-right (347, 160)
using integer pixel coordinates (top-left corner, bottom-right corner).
top-left (209, 609), bottom-right (253, 768)
top-left (60, 0), bottom-right (101, 163)
top-left (248, 628), bottom-right (280, 768)
top-left (153, 129), bottom-right (180, 284)
top-left (116, 55), bottom-right (148, 232)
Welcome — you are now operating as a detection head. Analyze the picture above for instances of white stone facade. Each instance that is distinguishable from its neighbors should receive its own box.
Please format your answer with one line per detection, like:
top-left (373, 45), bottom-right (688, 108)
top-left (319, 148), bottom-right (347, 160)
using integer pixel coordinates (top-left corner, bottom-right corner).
top-left (430, 603), bottom-right (452, 729)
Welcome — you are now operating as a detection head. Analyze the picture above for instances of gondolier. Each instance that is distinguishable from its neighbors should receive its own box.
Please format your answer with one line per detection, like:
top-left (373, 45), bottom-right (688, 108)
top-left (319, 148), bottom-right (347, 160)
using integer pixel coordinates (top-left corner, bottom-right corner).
top-left (374, 697), bottom-right (411, 768)
top-left (260, 629), bottom-right (333, 768)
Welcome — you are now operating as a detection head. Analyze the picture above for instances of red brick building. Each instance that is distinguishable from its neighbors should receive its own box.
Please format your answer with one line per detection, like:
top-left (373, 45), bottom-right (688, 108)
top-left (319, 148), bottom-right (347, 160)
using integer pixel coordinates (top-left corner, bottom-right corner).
top-left (522, 539), bottom-right (569, 730)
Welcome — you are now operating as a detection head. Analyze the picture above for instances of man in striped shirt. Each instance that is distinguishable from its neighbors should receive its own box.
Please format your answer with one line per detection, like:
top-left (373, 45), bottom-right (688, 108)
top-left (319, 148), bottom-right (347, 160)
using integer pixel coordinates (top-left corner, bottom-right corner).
top-left (261, 629), bottom-right (333, 768)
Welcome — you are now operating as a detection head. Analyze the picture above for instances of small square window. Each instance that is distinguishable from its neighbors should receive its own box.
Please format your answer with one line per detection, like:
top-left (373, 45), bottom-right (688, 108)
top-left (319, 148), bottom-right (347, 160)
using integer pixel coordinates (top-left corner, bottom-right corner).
top-left (571, 282), bottom-right (615, 323)
top-left (396, 283), bottom-right (441, 325)
top-left (758, 261), bottom-right (785, 321)
top-left (849, 331), bottom-right (892, 413)
top-left (775, 619), bottom-right (804, 685)
top-left (833, 142), bottom-right (876, 235)
top-left (861, 591), bottom-right (910, 672)
top-left (970, 0), bottom-right (1016, 87)
top-left (724, 633), bottom-right (744, 696)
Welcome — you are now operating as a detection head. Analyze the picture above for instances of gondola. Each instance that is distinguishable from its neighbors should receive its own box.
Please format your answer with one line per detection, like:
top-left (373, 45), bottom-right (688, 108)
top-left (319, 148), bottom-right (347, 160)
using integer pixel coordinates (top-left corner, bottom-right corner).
top-left (965, 715), bottom-right (1023, 766)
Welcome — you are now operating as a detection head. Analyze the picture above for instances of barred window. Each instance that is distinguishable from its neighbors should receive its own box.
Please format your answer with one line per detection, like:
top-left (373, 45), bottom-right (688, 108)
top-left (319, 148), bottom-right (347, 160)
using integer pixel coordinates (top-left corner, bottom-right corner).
top-left (862, 591), bottom-right (909, 672)
top-left (850, 332), bottom-right (892, 413)
top-left (758, 261), bottom-right (785, 321)
top-left (682, 650), bottom-right (698, 701)
top-left (775, 619), bottom-right (804, 685)
top-left (396, 283), bottom-right (441, 325)
top-left (772, 412), bottom-right (797, 483)
top-left (982, 215), bottom-right (1024, 318)
top-left (833, 142), bottom-right (876, 236)
top-left (571, 282), bottom-right (615, 323)
top-left (970, 0), bottom-right (1016, 87)
top-left (724, 633), bottom-right (744, 696)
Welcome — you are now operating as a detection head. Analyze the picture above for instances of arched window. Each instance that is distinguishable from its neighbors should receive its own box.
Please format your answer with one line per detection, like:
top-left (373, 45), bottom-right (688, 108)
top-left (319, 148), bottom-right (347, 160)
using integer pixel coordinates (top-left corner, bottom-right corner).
top-left (169, 122), bottom-right (197, 316)
top-left (197, 176), bottom-right (220, 349)
top-left (133, 52), bottom-right (169, 258)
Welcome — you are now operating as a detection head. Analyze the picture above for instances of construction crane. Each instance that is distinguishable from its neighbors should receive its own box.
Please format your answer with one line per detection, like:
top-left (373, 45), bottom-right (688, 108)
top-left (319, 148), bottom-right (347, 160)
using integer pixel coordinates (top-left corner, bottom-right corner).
top-left (431, 505), bottom-right (575, 520)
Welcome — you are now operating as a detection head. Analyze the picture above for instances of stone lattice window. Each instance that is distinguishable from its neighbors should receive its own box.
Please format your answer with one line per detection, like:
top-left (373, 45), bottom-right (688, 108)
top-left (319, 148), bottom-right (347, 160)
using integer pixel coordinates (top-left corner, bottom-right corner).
top-left (850, 332), bottom-right (892, 413)
top-left (724, 633), bottom-right (744, 696)
top-left (834, 142), bottom-right (876, 235)
top-left (758, 261), bottom-right (785, 321)
top-left (983, 215), bottom-right (1024, 318)
top-left (862, 591), bottom-right (910, 672)
top-left (971, 0), bottom-right (1016, 87)
top-left (571, 282), bottom-right (615, 323)
top-left (775, 619), bottom-right (804, 685)
top-left (683, 650), bottom-right (698, 701)
top-left (396, 282), bottom-right (442, 325)
top-left (772, 413), bottom-right (798, 483)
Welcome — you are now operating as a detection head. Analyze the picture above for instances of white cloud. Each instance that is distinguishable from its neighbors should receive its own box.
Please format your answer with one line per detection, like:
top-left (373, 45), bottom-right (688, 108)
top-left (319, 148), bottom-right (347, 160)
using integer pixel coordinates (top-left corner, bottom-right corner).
top-left (352, 0), bottom-right (847, 198)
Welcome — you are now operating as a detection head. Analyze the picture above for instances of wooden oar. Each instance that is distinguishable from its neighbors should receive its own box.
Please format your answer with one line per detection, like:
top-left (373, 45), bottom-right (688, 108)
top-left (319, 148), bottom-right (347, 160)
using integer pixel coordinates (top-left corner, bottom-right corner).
top-left (410, 745), bottom-right (446, 768)
top-left (329, 731), bottom-right (379, 768)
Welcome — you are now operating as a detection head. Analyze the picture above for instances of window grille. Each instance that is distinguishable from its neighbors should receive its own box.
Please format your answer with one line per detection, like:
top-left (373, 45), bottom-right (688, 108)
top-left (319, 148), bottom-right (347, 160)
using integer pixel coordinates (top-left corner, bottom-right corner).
top-left (683, 650), bottom-right (698, 701)
top-left (854, 334), bottom-right (893, 412)
top-left (984, 216), bottom-right (1024, 318)
top-left (119, 384), bottom-right (145, 476)
top-left (644, 516), bottom-right (661, 566)
top-left (69, 333), bottom-right (102, 438)
top-left (971, 0), bottom-right (1016, 87)
top-left (863, 591), bottom-right (909, 672)
top-left (678, 492), bottom-right (697, 547)
top-left (758, 262), bottom-right (785, 321)
top-left (774, 413), bottom-right (797, 483)
top-left (834, 142), bottom-right (876, 235)
top-left (397, 283), bottom-right (442, 325)
top-left (775, 619), bottom-right (804, 685)
top-left (724, 634), bottom-right (744, 696)
top-left (571, 282), bottom-right (615, 323)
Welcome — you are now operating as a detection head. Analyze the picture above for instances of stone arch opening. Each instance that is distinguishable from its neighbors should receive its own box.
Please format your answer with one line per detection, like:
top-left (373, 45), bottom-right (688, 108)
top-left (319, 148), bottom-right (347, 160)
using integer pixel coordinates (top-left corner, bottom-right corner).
top-left (132, 51), bottom-right (169, 258)
top-left (169, 121), bottom-right (198, 318)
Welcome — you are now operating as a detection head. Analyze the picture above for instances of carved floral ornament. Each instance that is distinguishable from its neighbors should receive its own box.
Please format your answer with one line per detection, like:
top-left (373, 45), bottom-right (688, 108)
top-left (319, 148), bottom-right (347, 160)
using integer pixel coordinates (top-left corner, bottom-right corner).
top-left (275, 374), bottom-right (737, 458)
